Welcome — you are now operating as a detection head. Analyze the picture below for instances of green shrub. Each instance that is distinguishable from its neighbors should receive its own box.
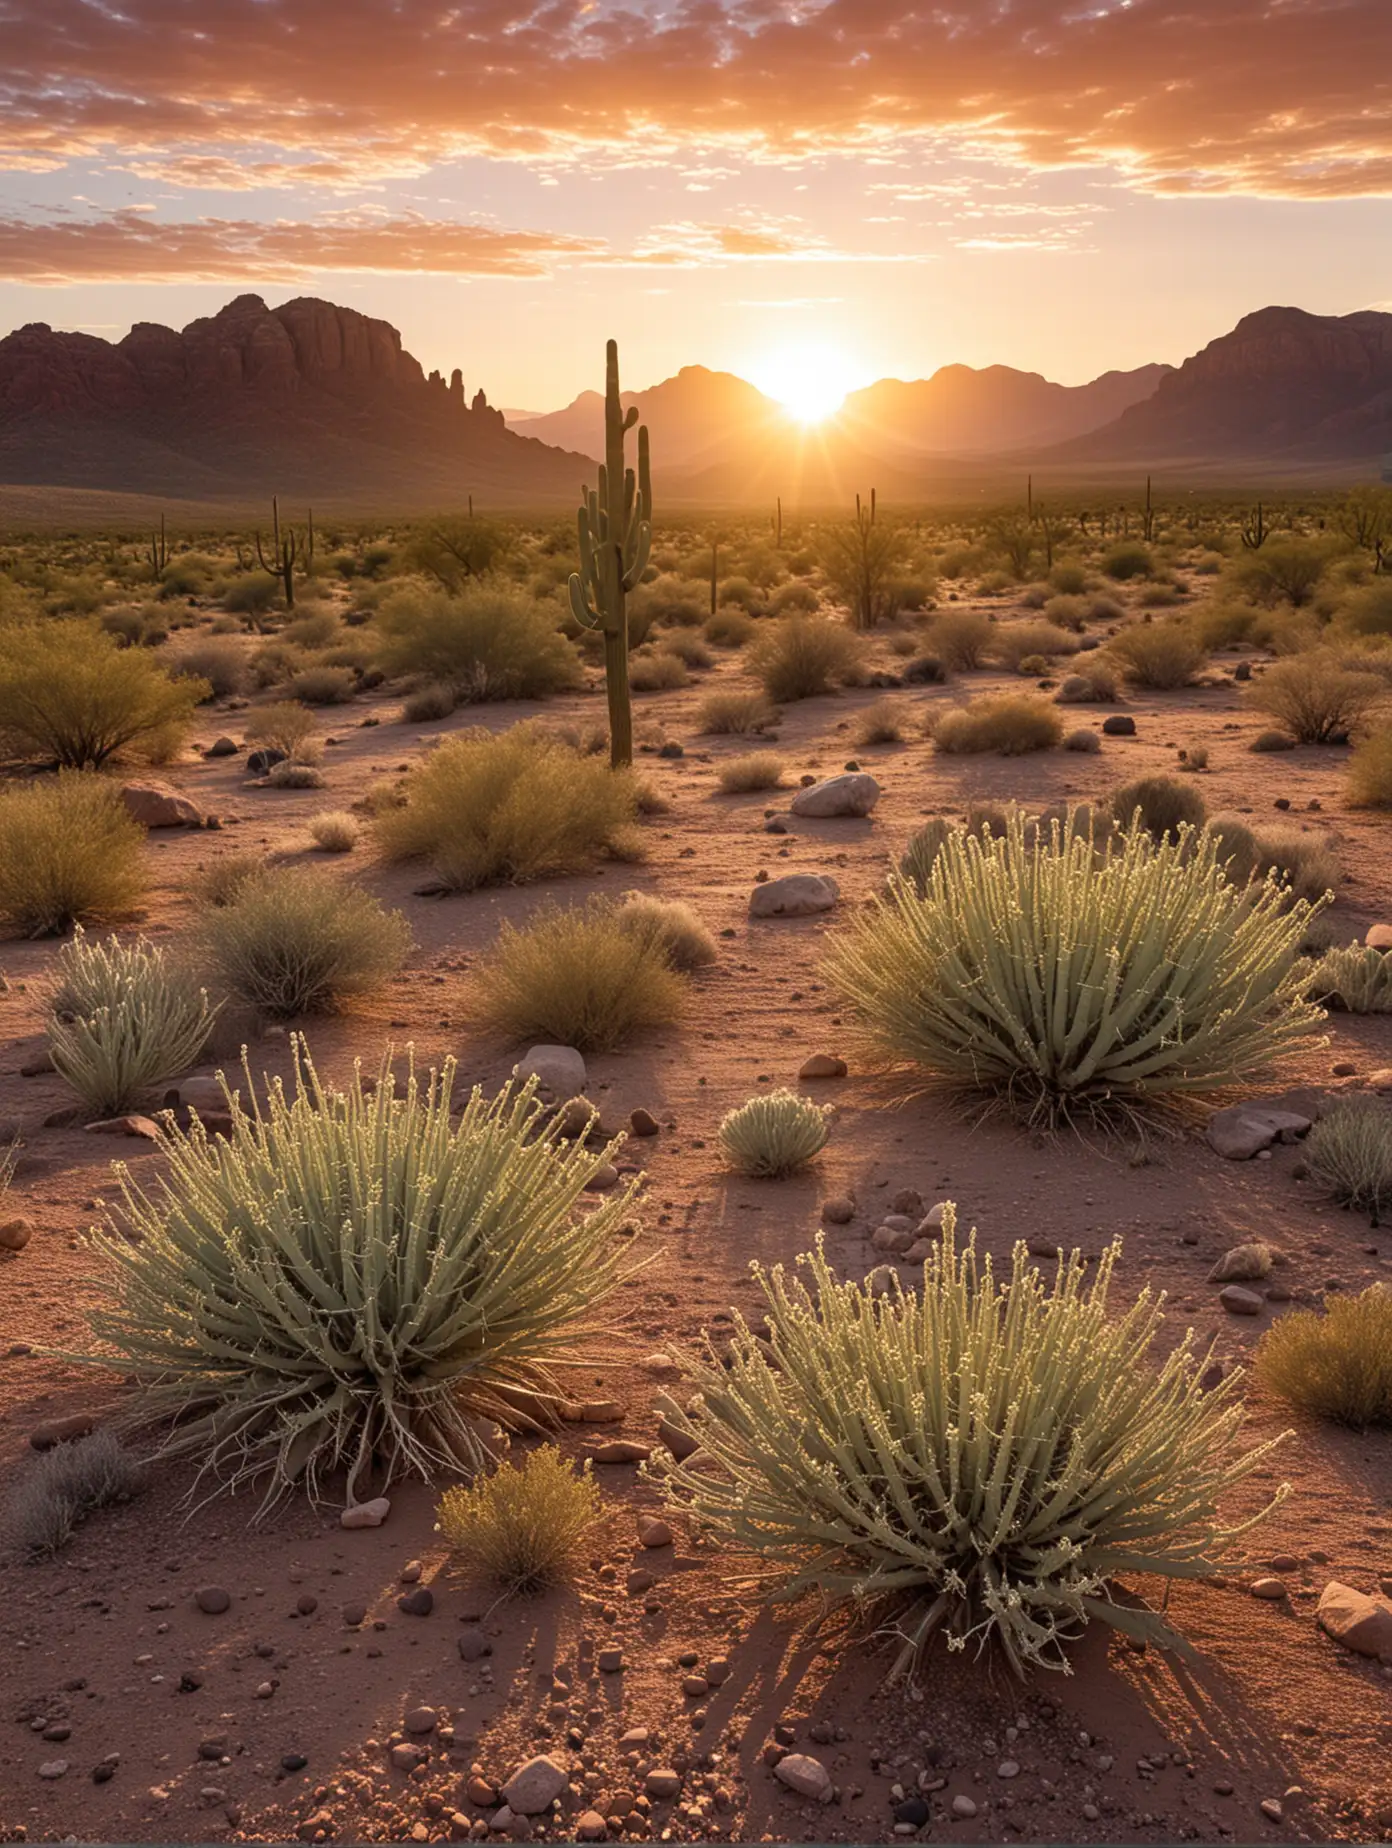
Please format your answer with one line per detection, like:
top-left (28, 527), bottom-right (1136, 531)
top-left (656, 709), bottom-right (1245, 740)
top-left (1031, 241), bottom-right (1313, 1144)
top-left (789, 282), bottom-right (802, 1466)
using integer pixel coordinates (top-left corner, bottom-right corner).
top-left (717, 751), bottom-right (785, 793)
top-left (1348, 731), bottom-right (1392, 807)
top-left (195, 851), bottom-right (265, 908)
top-left (932, 695), bottom-right (1062, 756)
top-left (1304, 1099), bottom-right (1392, 1218)
top-left (925, 609), bottom-right (992, 670)
top-left (653, 1215), bottom-right (1283, 1675)
top-left (1245, 655), bottom-right (1385, 743)
top-left (437, 1448), bottom-right (603, 1593)
top-left (749, 616), bottom-right (862, 702)
top-left (0, 775), bottom-right (146, 937)
top-left (475, 897), bottom-right (688, 1053)
top-left (1102, 542), bottom-right (1154, 580)
top-left (1307, 943), bottom-right (1392, 1013)
top-left (719, 1090), bottom-right (831, 1178)
top-left (1227, 538), bottom-right (1333, 608)
top-left (1043, 594), bottom-right (1088, 631)
top-left (0, 622), bottom-right (205, 769)
top-left (698, 688), bottom-right (774, 734)
top-left (376, 726), bottom-right (639, 892)
top-left (614, 891), bottom-right (718, 971)
top-left (47, 931), bottom-right (217, 1117)
top-left (376, 583), bottom-right (579, 701)
top-left (1048, 562), bottom-right (1088, 595)
top-left (221, 571), bottom-right (280, 617)
top-left (1, 1431), bottom-right (142, 1559)
top-left (824, 811), bottom-right (1324, 1125)
top-left (1247, 826), bottom-right (1339, 903)
top-left (1105, 623), bottom-right (1206, 690)
top-left (80, 1049), bottom-right (637, 1502)
top-left (1255, 1288), bottom-right (1392, 1428)
top-left (1107, 774), bottom-right (1207, 843)
top-left (200, 866), bottom-right (410, 1017)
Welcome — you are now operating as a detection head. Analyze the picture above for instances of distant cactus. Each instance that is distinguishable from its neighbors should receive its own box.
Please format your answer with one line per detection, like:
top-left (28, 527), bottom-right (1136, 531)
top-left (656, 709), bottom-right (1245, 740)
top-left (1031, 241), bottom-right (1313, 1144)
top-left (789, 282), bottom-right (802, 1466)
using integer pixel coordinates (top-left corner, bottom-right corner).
top-left (568, 341), bottom-right (652, 769)
top-left (255, 497), bottom-right (299, 610)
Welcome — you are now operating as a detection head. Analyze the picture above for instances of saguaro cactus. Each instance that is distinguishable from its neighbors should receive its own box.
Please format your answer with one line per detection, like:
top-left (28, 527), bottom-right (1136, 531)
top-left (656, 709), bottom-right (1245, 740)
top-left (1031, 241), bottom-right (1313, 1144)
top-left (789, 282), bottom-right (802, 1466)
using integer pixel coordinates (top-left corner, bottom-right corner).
top-left (568, 340), bottom-right (651, 769)
top-left (255, 496), bottom-right (299, 610)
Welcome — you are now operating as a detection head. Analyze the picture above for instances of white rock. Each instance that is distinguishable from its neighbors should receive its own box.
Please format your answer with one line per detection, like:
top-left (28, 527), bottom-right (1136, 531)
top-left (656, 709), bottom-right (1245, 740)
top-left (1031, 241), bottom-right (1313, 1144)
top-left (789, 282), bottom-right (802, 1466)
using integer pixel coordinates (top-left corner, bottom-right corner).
top-left (515, 1045), bottom-right (588, 1098)
top-left (952, 1795), bottom-right (978, 1818)
top-left (789, 773), bottom-right (880, 819)
top-left (748, 873), bottom-right (839, 919)
top-left (774, 1753), bottom-right (834, 1803)
top-left (339, 1497), bottom-right (391, 1529)
top-left (502, 1754), bottom-right (570, 1815)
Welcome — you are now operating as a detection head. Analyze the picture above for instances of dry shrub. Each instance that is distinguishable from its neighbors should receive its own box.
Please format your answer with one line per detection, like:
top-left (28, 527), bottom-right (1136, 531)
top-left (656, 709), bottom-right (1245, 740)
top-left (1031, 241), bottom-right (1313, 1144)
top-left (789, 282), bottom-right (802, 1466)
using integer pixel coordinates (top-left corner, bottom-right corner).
top-left (0, 774), bottom-right (146, 937)
top-left (852, 698), bottom-right (907, 746)
top-left (286, 665), bottom-right (357, 706)
top-left (1334, 581), bottom-right (1392, 639)
top-left (718, 751), bottom-right (785, 793)
top-left (1105, 623), bottom-right (1207, 690)
top-left (1043, 594), bottom-right (1088, 631)
top-left (0, 621), bottom-right (205, 768)
top-left (403, 681), bottom-right (458, 723)
top-left (704, 607), bottom-right (756, 647)
top-left (1347, 731), bottom-right (1392, 807)
top-left (1250, 728), bottom-right (1296, 754)
top-left (1245, 655), bottom-right (1385, 744)
top-left (1, 1431), bottom-right (142, 1559)
top-left (992, 621), bottom-right (1079, 672)
top-left (1054, 658), bottom-right (1120, 703)
top-left (1256, 1287), bottom-right (1392, 1428)
top-left (1307, 944), bottom-right (1392, 1013)
top-left (437, 1449), bottom-right (602, 1594)
top-left (719, 1090), bottom-right (831, 1178)
top-left (171, 639), bottom-right (247, 699)
top-left (244, 701), bottom-right (320, 761)
top-left (629, 650), bottom-right (689, 692)
top-left (933, 695), bottom-right (1063, 756)
top-left (925, 609), bottom-right (992, 670)
top-left (265, 761), bottom-right (326, 789)
top-left (377, 725), bottom-right (639, 892)
top-left (308, 810), bottom-right (359, 853)
top-left (376, 583), bottom-right (580, 701)
top-left (699, 689), bottom-right (775, 735)
top-left (749, 616), bottom-right (863, 702)
top-left (1101, 541), bottom-right (1154, 580)
top-left (196, 851), bottom-right (265, 908)
top-left (1107, 775), bottom-right (1207, 843)
top-left (474, 897), bottom-right (688, 1053)
top-left (1065, 727), bottom-right (1101, 753)
top-left (658, 630), bottom-right (714, 668)
top-left (615, 891), bottom-right (718, 971)
top-left (1304, 1098), bottom-right (1392, 1219)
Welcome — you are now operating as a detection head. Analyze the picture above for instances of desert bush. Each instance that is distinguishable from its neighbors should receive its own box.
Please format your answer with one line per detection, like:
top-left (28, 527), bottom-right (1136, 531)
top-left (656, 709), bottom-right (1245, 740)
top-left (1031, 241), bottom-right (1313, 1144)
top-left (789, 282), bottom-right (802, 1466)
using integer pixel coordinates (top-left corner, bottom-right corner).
top-left (376, 583), bottom-right (578, 701)
top-left (852, 698), bottom-right (906, 746)
top-left (221, 571), bottom-right (280, 617)
top-left (901, 653), bottom-right (949, 684)
top-left (1105, 623), bottom-right (1206, 690)
top-left (768, 582), bottom-right (820, 616)
top-left (1, 1431), bottom-right (142, 1559)
top-left (0, 775), bottom-right (145, 937)
top-left (437, 1448), bottom-right (602, 1593)
top-left (101, 603), bottom-right (169, 648)
top-left (1043, 594), bottom-right (1088, 632)
top-left (614, 891), bottom-right (718, 971)
top-left (308, 810), bottom-right (359, 853)
top-left (1251, 727), bottom-right (1296, 753)
top-left (265, 761), bottom-right (326, 789)
top-left (899, 819), bottom-right (952, 895)
top-left (286, 664), bottom-right (357, 706)
top-left (704, 607), bottom-right (756, 647)
top-left (1307, 943), bottom-right (1392, 1013)
top-left (824, 811), bottom-right (1324, 1125)
top-left (244, 701), bottom-right (320, 761)
top-left (653, 1214), bottom-right (1282, 1675)
top-left (658, 630), bottom-right (714, 669)
top-left (698, 688), bottom-right (775, 734)
top-left (718, 751), bottom-right (785, 793)
top-left (1248, 826), bottom-right (1339, 903)
top-left (80, 1049), bottom-right (637, 1502)
top-left (627, 574), bottom-right (707, 636)
top-left (0, 622), bottom-right (205, 769)
top-left (377, 726), bottom-right (638, 892)
top-left (629, 649), bottom-right (689, 692)
top-left (926, 609), bottom-right (992, 670)
top-left (171, 639), bottom-right (246, 699)
top-left (932, 695), bottom-right (1062, 756)
top-left (1334, 581), bottom-right (1392, 639)
top-left (1107, 774), bottom-right (1207, 843)
top-left (195, 851), bottom-right (265, 908)
top-left (749, 617), bottom-right (862, 702)
top-left (475, 897), bottom-right (687, 1053)
top-left (1065, 727), bottom-right (1101, 753)
top-left (1227, 538), bottom-right (1333, 608)
top-left (720, 1090), bottom-right (831, 1178)
top-left (1303, 1099), bottom-right (1392, 1219)
top-left (1102, 542), bottom-right (1153, 581)
top-left (1055, 658), bottom-right (1120, 703)
top-left (47, 931), bottom-right (217, 1116)
top-left (1244, 655), bottom-right (1385, 744)
top-left (1347, 731), bottom-right (1392, 806)
top-left (715, 574), bottom-right (763, 613)
top-left (1255, 1287), bottom-right (1392, 1428)
top-left (1048, 561), bottom-right (1088, 594)
top-left (402, 681), bottom-right (458, 723)
top-left (992, 621), bottom-right (1078, 672)
top-left (200, 867), bottom-right (410, 1016)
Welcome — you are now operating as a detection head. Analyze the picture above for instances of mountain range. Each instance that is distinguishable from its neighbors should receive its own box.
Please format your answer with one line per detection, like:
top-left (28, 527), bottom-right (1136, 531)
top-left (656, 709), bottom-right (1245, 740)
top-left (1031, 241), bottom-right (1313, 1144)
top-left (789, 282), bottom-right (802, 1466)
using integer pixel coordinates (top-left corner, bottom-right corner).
top-left (1, 297), bottom-right (1389, 509)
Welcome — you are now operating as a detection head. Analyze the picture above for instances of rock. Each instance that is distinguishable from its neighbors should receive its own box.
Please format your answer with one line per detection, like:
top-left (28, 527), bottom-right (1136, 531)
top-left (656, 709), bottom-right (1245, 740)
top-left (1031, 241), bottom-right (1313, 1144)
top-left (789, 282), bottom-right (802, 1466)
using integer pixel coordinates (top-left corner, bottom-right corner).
top-left (502, 1754), bottom-right (569, 1815)
top-left (1250, 1578), bottom-right (1288, 1600)
top-left (1208, 1243), bottom-right (1273, 1283)
top-left (515, 1045), bottom-right (587, 1098)
top-left (1260, 1798), bottom-right (1284, 1824)
top-left (705, 1656), bottom-right (731, 1685)
top-left (340, 1498), bottom-right (390, 1529)
top-left (390, 1743), bottom-right (424, 1772)
top-left (281, 1752), bottom-right (308, 1772)
top-left (119, 781), bottom-right (208, 829)
top-left (194, 1586), bottom-right (232, 1615)
top-left (920, 1202), bottom-right (948, 1231)
top-left (29, 1413), bottom-right (97, 1450)
top-left (657, 1416), bottom-right (699, 1461)
top-left (467, 1776), bottom-right (500, 1807)
top-left (1102, 714), bottom-right (1136, 736)
top-left (773, 1753), bottom-right (833, 1803)
top-left (952, 1795), bottom-right (978, 1818)
top-left (206, 736), bottom-right (239, 757)
top-left (0, 1215), bottom-right (33, 1252)
top-left (821, 1195), bottom-right (855, 1225)
top-left (1206, 1102), bottom-right (1313, 1160)
top-left (657, 740), bottom-right (683, 759)
top-left (576, 1810), bottom-right (608, 1839)
top-left (997, 1759), bottom-right (1020, 1778)
top-left (644, 1769), bottom-right (682, 1801)
top-left (487, 1805), bottom-right (516, 1834)
top-left (591, 1440), bottom-right (651, 1464)
top-left (397, 1586), bottom-right (434, 1616)
top-left (246, 747), bottom-right (286, 776)
top-left (894, 1797), bottom-right (931, 1826)
top-left (1365, 924), bottom-right (1392, 951)
top-left (598, 1647), bottom-right (624, 1673)
top-left (903, 1238), bottom-right (935, 1262)
top-left (83, 1114), bottom-right (161, 1139)
top-left (629, 1107), bottom-right (660, 1137)
top-left (799, 1053), bottom-right (847, 1079)
top-left (638, 1517), bottom-right (673, 1549)
top-left (341, 1602), bottom-right (367, 1626)
top-left (873, 1224), bottom-right (914, 1255)
top-left (748, 873), bottom-right (839, 919)
top-left (626, 1568), bottom-right (655, 1594)
top-left (789, 773), bottom-right (880, 819)
top-left (1369, 1069), bottom-right (1392, 1093)
top-left (404, 1707), bottom-right (437, 1735)
top-left (584, 1163), bottom-right (619, 1192)
top-left (458, 1627), bottom-right (492, 1662)
top-left (37, 1760), bottom-right (69, 1780)
top-left (1219, 1285), bottom-right (1264, 1316)
top-left (890, 1188), bottom-right (924, 1216)
top-left (180, 1075), bottom-right (230, 1114)
top-left (1317, 1581), bottom-right (1392, 1660)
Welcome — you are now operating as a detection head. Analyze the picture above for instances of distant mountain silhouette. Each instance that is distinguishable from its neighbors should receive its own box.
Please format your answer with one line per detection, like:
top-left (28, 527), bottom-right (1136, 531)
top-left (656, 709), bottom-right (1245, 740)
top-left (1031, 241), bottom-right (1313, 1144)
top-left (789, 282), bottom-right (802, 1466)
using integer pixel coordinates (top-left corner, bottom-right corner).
top-left (510, 365), bottom-right (794, 471)
top-left (838, 363), bottom-right (1172, 456)
top-left (0, 293), bottom-right (589, 504)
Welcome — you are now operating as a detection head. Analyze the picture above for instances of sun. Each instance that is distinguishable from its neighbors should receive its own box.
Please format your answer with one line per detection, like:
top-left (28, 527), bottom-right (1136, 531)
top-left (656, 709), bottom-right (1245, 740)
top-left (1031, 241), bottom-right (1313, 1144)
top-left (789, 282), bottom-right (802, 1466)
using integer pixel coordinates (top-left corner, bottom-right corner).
top-left (749, 341), bottom-right (861, 425)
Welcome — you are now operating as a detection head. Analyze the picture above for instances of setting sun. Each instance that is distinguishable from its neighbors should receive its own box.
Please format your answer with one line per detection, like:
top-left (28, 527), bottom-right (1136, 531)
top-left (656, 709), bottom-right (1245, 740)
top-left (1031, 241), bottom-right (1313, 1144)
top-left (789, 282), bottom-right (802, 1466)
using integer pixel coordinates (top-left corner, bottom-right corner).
top-left (748, 341), bottom-right (864, 424)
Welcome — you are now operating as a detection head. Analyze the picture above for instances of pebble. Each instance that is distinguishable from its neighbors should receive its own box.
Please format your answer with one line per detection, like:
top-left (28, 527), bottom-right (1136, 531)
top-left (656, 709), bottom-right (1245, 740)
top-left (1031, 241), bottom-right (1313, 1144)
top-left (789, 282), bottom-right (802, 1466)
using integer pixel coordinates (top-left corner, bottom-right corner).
top-left (458, 1627), bottom-right (492, 1662)
top-left (1250, 1578), bottom-right (1288, 1600)
top-left (391, 1743), bottom-right (424, 1772)
top-left (821, 1196), bottom-right (855, 1225)
top-left (340, 1497), bottom-right (391, 1529)
top-left (194, 1586), bottom-right (232, 1615)
top-left (503, 1755), bottom-right (570, 1815)
top-left (799, 1054), bottom-right (847, 1080)
top-left (341, 1602), bottom-right (367, 1626)
top-left (37, 1761), bottom-right (69, 1780)
top-left (638, 1517), bottom-right (673, 1548)
top-left (397, 1586), bottom-right (434, 1616)
top-left (996, 1759), bottom-right (1019, 1778)
top-left (576, 1811), bottom-right (608, 1840)
top-left (645, 1768), bottom-right (682, 1801)
top-left (404, 1707), bottom-right (437, 1734)
top-left (1218, 1284), bottom-right (1264, 1316)
top-left (893, 1797), bottom-right (930, 1826)
top-left (0, 1215), bottom-right (33, 1252)
top-left (598, 1648), bottom-right (624, 1673)
top-left (952, 1794), bottom-right (978, 1817)
top-left (629, 1108), bottom-right (660, 1137)
top-left (773, 1753), bottom-right (833, 1803)
top-left (1261, 1798), bottom-right (1284, 1823)
top-left (400, 1560), bottom-right (423, 1583)
top-left (592, 1440), bottom-right (651, 1464)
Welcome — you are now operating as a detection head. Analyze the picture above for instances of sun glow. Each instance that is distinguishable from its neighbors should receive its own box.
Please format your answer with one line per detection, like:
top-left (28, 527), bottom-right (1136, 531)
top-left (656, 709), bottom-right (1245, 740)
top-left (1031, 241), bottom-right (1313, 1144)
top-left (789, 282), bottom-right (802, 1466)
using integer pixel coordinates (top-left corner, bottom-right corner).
top-left (749, 341), bottom-right (863, 425)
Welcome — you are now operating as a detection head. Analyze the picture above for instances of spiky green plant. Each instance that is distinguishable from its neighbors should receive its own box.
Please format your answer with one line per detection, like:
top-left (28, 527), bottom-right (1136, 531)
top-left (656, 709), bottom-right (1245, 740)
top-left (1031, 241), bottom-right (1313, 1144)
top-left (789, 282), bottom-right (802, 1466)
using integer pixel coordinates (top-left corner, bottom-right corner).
top-left (719, 1089), bottom-right (831, 1178)
top-left (1303, 1098), bottom-right (1392, 1221)
top-left (652, 1211), bottom-right (1285, 1677)
top-left (47, 930), bottom-right (219, 1117)
top-left (824, 811), bottom-right (1326, 1125)
top-left (437, 1447), bottom-right (602, 1593)
top-left (76, 1046), bottom-right (640, 1506)
top-left (1307, 944), bottom-right (1392, 1013)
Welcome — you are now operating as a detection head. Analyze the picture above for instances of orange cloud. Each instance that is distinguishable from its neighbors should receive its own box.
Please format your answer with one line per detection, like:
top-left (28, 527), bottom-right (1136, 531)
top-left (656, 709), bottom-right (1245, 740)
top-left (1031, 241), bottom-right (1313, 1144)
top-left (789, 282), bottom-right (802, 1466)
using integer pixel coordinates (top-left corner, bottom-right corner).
top-left (0, 0), bottom-right (1386, 198)
top-left (0, 209), bottom-right (605, 283)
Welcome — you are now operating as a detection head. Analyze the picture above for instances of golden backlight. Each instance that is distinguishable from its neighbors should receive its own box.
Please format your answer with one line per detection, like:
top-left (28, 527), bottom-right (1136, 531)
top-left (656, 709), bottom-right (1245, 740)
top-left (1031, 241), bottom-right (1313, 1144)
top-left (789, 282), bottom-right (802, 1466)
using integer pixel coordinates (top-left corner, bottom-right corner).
top-left (748, 341), bottom-right (862, 425)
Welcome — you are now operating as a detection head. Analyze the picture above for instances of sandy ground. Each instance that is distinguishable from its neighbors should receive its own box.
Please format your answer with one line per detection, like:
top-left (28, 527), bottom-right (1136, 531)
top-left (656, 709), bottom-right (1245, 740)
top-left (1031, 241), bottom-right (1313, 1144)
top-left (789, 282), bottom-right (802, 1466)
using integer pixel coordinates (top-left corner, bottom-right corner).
top-left (2, 604), bottom-right (1391, 1846)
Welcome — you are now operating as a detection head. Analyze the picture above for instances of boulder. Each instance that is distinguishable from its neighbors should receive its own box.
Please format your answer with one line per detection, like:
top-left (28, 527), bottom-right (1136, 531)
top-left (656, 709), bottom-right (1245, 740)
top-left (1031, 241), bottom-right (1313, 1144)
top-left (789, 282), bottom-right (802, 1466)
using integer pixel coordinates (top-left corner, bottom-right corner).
top-left (339, 1497), bottom-right (390, 1529)
top-left (1206, 1102), bottom-right (1312, 1160)
top-left (799, 1053), bottom-right (847, 1079)
top-left (205, 736), bottom-right (240, 757)
top-left (1317, 1581), bottom-right (1392, 1661)
top-left (1218, 1284), bottom-right (1264, 1315)
top-left (501, 1755), bottom-right (569, 1816)
top-left (119, 781), bottom-right (207, 829)
top-left (515, 1045), bottom-right (587, 1098)
top-left (773, 1754), bottom-right (833, 1803)
top-left (789, 773), bottom-right (880, 819)
top-left (1102, 714), bottom-right (1136, 736)
top-left (1365, 924), bottom-right (1392, 951)
top-left (748, 874), bottom-right (839, 919)
top-left (0, 1215), bottom-right (33, 1252)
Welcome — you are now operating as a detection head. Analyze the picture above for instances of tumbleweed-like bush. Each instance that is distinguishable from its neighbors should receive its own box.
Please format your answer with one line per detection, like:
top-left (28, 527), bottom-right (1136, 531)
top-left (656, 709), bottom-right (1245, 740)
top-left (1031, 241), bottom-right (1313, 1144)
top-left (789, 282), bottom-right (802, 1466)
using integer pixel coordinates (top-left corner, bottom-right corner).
top-left (1303, 1098), bottom-right (1392, 1220)
top-left (376, 724), bottom-right (639, 892)
top-left (1104, 623), bottom-right (1206, 690)
top-left (0, 621), bottom-right (206, 769)
top-left (717, 751), bottom-right (785, 793)
top-left (47, 930), bottom-right (218, 1117)
top-left (1306, 943), bottom-right (1392, 1013)
top-left (437, 1447), bottom-right (603, 1593)
top-left (698, 688), bottom-right (775, 734)
top-left (749, 616), bottom-right (863, 702)
top-left (931, 695), bottom-right (1062, 756)
top-left (243, 700), bottom-right (321, 762)
top-left (79, 1048), bottom-right (638, 1503)
top-left (1244, 655), bottom-right (1385, 744)
top-left (0, 774), bottom-right (146, 937)
top-left (823, 812), bottom-right (1325, 1125)
top-left (719, 1090), bottom-right (831, 1178)
top-left (1346, 731), bottom-right (1392, 808)
top-left (1, 1430), bottom-right (143, 1559)
top-left (1255, 1287), bottom-right (1392, 1429)
top-left (376, 583), bottom-right (579, 701)
top-left (614, 891), bottom-right (718, 972)
top-left (1107, 774), bottom-right (1207, 843)
top-left (652, 1213), bottom-right (1284, 1675)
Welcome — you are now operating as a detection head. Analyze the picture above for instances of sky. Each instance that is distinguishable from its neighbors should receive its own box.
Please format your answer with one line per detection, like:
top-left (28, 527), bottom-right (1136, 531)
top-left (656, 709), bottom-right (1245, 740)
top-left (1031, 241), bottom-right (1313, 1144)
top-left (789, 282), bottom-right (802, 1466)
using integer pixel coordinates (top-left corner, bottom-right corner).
top-left (1, 0), bottom-right (1390, 415)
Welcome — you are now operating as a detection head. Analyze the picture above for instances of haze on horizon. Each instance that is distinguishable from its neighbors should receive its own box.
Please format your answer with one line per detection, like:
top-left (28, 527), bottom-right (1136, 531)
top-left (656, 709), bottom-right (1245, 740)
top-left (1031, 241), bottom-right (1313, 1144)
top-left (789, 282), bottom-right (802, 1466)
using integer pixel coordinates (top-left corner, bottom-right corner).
top-left (1, 0), bottom-right (1390, 418)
